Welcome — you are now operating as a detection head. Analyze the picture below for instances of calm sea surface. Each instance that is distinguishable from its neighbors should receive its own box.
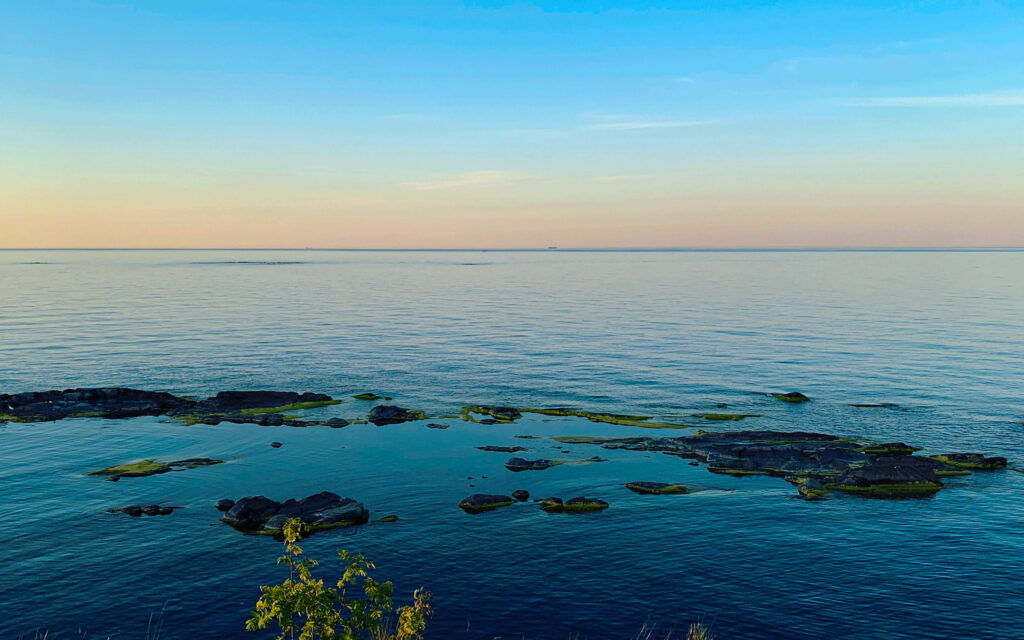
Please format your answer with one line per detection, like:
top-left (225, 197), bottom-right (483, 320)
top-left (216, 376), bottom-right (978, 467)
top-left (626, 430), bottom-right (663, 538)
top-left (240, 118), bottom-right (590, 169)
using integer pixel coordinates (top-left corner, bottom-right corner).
top-left (1, 249), bottom-right (1022, 639)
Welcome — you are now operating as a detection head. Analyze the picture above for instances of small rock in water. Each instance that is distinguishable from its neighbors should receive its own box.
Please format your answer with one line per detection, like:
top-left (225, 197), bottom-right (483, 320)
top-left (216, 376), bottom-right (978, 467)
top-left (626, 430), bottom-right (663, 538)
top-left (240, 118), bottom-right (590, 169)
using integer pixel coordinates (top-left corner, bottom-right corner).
top-left (326, 418), bottom-right (350, 428)
top-left (426, 422), bottom-right (450, 429)
top-left (459, 494), bottom-right (515, 513)
top-left (270, 442), bottom-right (283, 448)
top-left (377, 514), bottom-right (399, 522)
top-left (216, 499), bottom-right (236, 512)
top-left (512, 489), bottom-right (530, 502)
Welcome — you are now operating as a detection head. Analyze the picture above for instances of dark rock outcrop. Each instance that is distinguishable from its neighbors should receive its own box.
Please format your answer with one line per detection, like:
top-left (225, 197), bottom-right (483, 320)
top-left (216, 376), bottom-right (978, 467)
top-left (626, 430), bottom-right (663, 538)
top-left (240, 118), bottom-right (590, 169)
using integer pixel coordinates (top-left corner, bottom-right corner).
top-left (220, 492), bottom-right (368, 535)
top-left (458, 494), bottom-right (516, 513)
top-left (367, 405), bottom-right (427, 426)
top-left (215, 499), bottom-right (236, 511)
top-left (505, 457), bottom-right (555, 472)
top-left (190, 391), bottom-right (332, 414)
top-left (830, 457), bottom-right (944, 496)
top-left (511, 489), bottom-right (530, 502)
top-left (477, 445), bottom-right (529, 453)
top-left (0, 387), bottom-right (191, 422)
top-left (928, 453), bottom-right (1007, 470)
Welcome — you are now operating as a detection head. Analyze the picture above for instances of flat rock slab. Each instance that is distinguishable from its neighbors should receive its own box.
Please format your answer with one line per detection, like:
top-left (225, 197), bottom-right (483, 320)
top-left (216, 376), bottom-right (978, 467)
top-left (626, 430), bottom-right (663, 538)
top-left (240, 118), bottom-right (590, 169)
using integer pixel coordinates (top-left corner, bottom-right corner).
top-left (89, 457), bottom-right (223, 481)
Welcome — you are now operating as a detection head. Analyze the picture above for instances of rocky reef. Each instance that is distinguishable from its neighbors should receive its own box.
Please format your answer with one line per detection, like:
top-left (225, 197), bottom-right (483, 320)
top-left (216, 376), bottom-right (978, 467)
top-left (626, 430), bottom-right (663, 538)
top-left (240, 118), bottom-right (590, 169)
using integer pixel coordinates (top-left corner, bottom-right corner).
top-left (110, 504), bottom-right (178, 516)
top-left (554, 430), bottom-right (1006, 499)
top-left (220, 492), bottom-right (369, 535)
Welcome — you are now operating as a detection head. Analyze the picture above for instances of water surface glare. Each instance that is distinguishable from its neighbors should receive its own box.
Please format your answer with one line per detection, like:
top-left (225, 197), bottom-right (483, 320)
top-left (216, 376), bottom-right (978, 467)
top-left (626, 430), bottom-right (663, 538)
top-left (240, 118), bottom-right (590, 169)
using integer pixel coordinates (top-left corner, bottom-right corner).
top-left (1, 250), bottom-right (1022, 639)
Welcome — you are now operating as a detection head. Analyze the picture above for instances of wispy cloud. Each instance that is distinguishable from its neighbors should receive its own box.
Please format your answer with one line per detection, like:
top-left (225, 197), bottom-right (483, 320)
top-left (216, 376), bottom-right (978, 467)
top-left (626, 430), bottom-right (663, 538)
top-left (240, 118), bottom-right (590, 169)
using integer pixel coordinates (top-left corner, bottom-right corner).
top-left (841, 92), bottom-right (1024, 107)
top-left (404, 170), bottom-right (520, 190)
top-left (580, 114), bottom-right (719, 130)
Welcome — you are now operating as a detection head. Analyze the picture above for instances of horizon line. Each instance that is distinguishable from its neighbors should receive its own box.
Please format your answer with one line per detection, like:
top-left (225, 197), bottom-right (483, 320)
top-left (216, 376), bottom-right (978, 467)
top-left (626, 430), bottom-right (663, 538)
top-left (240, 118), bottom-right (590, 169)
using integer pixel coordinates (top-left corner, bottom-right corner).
top-left (3, 246), bottom-right (1024, 252)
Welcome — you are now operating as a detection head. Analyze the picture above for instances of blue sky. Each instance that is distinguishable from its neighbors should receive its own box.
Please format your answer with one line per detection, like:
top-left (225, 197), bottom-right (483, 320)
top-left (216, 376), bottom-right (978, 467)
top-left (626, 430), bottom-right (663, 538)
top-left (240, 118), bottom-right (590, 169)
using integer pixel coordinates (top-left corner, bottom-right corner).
top-left (2, 1), bottom-right (1022, 247)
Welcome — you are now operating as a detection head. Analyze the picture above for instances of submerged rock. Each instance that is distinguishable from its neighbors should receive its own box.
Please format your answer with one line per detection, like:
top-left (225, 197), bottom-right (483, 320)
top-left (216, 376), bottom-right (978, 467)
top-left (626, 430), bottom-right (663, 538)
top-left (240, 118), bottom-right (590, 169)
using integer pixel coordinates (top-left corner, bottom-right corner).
top-left (367, 405), bottom-right (427, 426)
top-left (325, 418), bottom-right (350, 428)
top-left (112, 504), bottom-right (176, 516)
top-left (860, 442), bottom-right (921, 455)
top-left (220, 492), bottom-right (368, 535)
top-left (426, 423), bottom-right (450, 429)
top-left (624, 481), bottom-right (689, 495)
top-left (458, 494), bottom-right (516, 513)
top-left (353, 393), bottom-right (390, 401)
top-left (505, 457), bottom-right (555, 472)
top-left (774, 391), bottom-right (810, 403)
top-left (477, 445), bottom-right (529, 453)
top-left (462, 405), bottom-right (522, 423)
top-left (377, 514), bottom-right (399, 522)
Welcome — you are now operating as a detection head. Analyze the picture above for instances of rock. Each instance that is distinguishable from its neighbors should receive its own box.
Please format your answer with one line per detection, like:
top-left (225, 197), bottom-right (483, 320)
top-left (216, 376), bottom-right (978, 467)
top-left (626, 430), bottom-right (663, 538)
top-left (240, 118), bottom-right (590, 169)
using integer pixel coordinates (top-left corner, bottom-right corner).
top-left (458, 494), bottom-right (516, 513)
top-left (270, 442), bottom-right (283, 448)
top-left (504, 457), bottom-right (555, 472)
top-left (157, 506), bottom-right (174, 515)
top-left (143, 505), bottom-right (161, 516)
top-left (190, 391), bottom-right (333, 414)
top-left (542, 497), bottom-right (609, 513)
top-left (353, 393), bottom-right (388, 401)
top-left (705, 442), bottom-right (867, 476)
top-left (201, 415), bottom-right (222, 425)
top-left (0, 387), bottom-right (192, 422)
top-left (426, 423), bottom-right (450, 429)
top-left (462, 405), bottom-right (522, 423)
top-left (221, 492), bottom-right (368, 535)
top-left (367, 405), bottom-right (427, 426)
top-left (928, 453), bottom-right (1007, 470)
top-left (215, 499), bottom-right (236, 512)
top-left (377, 514), bottom-right (399, 522)
top-left (624, 481), bottom-right (688, 495)
top-left (511, 489), bottom-right (530, 502)
top-left (797, 477), bottom-right (828, 499)
top-left (89, 457), bottom-right (224, 479)
top-left (122, 505), bottom-right (143, 517)
top-left (860, 442), bottom-right (921, 455)
top-left (774, 392), bottom-right (810, 403)
top-left (477, 445), bottom-right (529, 453)
top-left (538, 497), bottom-right (563, 511)
top-left (326, 418), bottom-right (350, 428)
top-left (830, 457), bottom-right (944, 496)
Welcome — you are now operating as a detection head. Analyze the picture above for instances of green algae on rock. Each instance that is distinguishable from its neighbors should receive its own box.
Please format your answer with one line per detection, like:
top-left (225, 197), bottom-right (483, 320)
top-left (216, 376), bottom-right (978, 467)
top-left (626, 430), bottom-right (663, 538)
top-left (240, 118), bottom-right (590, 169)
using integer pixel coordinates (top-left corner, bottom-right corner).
top-left (461, 405), bottom-right (522, 423)
top-left (540, 497), bottom-right (609, 513)
top-left (366, 405), bottom-right (428, 425)
top-left (857, 442), bottom-right (922, 455)
top-left (927, 453), bottom-right (1007, 470)
top-left (376, 514), bottom-right (400, 522)
top-left (353, 393), bottom-right (391, 401)
top-left (89, 457), bottom-right (223, 480)
top-left (774, 391), bottom-right (810, 403)
top-left (624, 481), bottom-right (689, 495)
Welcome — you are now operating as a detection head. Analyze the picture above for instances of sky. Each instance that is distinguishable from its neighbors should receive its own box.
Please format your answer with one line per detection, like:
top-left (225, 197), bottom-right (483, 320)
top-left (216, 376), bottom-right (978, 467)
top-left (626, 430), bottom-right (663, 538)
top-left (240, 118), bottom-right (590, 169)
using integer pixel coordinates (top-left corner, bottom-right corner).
top-left (1, 0), bottom-right (1022, 248)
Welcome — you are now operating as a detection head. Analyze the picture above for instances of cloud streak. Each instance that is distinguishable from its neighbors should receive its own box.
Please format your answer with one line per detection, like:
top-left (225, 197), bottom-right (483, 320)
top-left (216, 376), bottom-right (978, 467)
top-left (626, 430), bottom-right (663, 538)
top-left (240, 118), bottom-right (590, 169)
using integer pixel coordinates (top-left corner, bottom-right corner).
top-left (842, 92), bottom-right (1024, 107)
top-left (404, 170), bottom-right (519, 191)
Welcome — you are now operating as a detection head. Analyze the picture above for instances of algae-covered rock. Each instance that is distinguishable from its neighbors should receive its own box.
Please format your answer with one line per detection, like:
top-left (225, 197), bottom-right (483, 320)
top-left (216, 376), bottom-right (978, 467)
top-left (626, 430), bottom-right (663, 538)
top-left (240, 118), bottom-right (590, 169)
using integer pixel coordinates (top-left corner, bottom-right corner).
top-left (796, 477), bottom-right (828, 499)
top-left (542, 497), bottom-right (609, 513)
top-left (367, 405), bottom-right (428, 426)
top-left (859, 442), bottom-right (921, 455)
top-left (774, 392), bottom-right (810, 403)
top-left (89, 457), bottom-right (223, 480)
top-left (353, 393), bottom-right (388, 401)
top-left (927, 453), bottom-right (1007, 470)
top-left (461, 406), bottom-right (522, 423)
top-left (377, 514), bottom-right (399, 522)
top-left (829, 457), bottom-right (944, 496)
top-left (624, 481), bottom-right (689, 495)
top-left (458, 494), bottom-right (516, 513)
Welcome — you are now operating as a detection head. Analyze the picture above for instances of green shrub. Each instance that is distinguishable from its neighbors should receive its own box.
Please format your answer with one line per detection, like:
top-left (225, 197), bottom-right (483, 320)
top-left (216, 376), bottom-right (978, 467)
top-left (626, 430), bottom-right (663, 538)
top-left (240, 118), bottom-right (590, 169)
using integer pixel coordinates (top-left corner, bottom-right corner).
top-left (246, 518), bottom-right (432, 640)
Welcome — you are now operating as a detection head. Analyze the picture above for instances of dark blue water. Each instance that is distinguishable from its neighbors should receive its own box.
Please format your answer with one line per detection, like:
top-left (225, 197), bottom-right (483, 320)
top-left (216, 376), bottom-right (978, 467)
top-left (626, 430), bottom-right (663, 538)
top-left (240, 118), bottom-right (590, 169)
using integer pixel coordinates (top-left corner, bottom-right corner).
top-left (1, 250), bottom-right (1022, 639)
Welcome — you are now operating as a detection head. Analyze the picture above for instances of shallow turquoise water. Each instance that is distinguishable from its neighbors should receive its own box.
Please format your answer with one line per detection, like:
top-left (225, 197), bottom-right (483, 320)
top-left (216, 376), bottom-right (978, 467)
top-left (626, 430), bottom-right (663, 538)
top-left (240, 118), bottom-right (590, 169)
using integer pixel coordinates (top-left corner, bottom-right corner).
top-left (1, 250), bottom-right (1022, 639)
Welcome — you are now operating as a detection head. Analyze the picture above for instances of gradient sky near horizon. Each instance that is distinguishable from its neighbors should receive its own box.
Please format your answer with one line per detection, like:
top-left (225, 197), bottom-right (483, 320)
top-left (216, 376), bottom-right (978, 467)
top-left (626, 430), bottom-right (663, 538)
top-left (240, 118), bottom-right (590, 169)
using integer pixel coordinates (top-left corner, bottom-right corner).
top-left (2, 1), bottom-right (1023, 248)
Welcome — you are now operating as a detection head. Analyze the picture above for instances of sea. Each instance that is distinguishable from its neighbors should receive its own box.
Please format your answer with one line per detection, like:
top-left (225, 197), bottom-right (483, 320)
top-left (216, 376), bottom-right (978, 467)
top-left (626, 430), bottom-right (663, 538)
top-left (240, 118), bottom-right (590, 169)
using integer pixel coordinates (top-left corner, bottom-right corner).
top-left (1, 249), bottom-right (1022, 639)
